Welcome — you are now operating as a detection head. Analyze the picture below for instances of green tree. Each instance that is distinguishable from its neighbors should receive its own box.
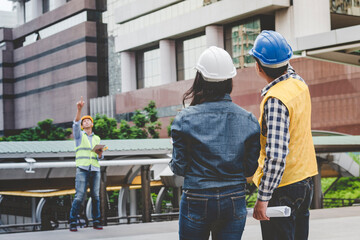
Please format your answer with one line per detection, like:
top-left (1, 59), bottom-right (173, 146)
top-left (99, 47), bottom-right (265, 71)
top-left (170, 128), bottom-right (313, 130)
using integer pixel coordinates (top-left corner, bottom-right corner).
top-left (93, 114), bottom-right (120, 140)
top-left (0, 101), bottom-right (162, 141)
top-left (127, 101), bottom-right (162, 139)
top-left (92, 101), bottom-right (162, 139)
top-left (167, 118), bottom-right (174, 137)
top-left (322, 177), bottom-right (360, 199)
top-left (0, 119), bottom-right (71, 141)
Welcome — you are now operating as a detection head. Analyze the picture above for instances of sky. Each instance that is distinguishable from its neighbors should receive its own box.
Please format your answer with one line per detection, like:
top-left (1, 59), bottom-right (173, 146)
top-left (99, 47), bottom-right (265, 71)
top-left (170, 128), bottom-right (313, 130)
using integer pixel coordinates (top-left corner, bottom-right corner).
top-left (0, 0), bottom-right (14, 12)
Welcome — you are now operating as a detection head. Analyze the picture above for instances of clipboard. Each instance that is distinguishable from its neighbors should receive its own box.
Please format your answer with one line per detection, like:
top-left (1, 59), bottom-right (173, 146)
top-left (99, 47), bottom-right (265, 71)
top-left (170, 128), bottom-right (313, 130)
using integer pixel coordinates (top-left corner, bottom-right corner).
top-left (92, 144), bottom-right (106, 152)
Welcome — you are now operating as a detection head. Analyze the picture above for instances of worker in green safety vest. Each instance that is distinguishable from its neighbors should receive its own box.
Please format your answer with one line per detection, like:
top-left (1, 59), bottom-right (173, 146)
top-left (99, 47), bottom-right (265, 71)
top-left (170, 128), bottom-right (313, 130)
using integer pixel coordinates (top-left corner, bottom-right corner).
top-left (69, 96), bottom-right (104, 232)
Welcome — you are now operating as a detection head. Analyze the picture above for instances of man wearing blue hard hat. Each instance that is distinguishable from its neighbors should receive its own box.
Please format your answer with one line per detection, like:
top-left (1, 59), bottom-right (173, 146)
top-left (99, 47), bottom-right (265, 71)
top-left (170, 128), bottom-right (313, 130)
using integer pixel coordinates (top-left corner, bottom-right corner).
top-left (249, 30), bottom-right (318, 240)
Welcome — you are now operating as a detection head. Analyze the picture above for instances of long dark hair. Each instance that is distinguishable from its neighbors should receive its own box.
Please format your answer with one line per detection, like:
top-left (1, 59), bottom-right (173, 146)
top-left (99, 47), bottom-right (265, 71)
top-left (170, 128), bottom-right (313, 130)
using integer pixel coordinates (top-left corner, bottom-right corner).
top-left (182, 72), bottom-right (233, 106)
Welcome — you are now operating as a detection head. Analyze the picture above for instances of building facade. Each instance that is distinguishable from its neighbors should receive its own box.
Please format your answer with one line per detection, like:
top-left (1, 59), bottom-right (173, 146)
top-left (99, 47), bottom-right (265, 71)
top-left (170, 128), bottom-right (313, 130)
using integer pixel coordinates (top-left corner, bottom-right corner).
top-left (1, 0), bottom-right (360, 137)
top-left (97, 0), bottom-right (360, 137)
top-left (0, 10), bottom-right (17, 29)
top-left (0, 0), bottom-right (108, 135)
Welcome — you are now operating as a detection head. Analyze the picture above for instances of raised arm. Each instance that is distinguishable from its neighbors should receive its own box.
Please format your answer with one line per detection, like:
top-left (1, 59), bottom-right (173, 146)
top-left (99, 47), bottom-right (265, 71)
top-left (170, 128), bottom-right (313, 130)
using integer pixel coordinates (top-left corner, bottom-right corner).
top-left (75, 96), bottom-right (85, 121)
top-left (73, 96), bottom-right (85, 145)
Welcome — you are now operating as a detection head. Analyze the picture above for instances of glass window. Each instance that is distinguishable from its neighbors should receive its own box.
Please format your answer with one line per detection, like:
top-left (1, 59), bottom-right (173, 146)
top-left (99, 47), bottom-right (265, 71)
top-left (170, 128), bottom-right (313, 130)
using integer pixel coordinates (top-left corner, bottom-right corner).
top-left (43, 0), bottom-right (49, 13)
top-left (225, 18), bottom-right (261, 69)
top-left (176, 35), bottom-right (207, 81)
top-left (137, 48), bottom-right (160, 89)
top-left (330, 0), bottom-right (360, 16)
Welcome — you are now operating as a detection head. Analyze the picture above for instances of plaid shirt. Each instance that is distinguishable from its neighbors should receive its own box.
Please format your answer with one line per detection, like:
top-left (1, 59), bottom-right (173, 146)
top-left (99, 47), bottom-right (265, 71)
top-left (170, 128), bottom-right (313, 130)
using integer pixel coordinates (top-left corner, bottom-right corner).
top-left (258, 66), bottom-right (305, 201)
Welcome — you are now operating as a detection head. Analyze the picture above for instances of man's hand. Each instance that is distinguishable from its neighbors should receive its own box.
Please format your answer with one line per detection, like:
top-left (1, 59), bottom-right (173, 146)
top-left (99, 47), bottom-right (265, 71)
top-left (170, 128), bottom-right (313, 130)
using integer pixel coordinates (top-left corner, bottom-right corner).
top-left (95, 148), bottom-right (103, 158)
top-left (77, 96), bottom-right (85, 111)
top-left (253, 199), bottom-right (270, 221)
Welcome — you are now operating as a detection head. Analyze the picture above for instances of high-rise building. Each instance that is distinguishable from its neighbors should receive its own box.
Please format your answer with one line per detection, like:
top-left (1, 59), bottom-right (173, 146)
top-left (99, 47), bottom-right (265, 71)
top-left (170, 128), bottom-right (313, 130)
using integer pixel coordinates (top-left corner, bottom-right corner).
top-left (1, 0), bottom-right (360, 137)
top-left (95, 0), bottom-right (360, 137)
top-left (0, 9), bottom-right (17, 29)
top-left (0, 0), bottom-right (107, 135)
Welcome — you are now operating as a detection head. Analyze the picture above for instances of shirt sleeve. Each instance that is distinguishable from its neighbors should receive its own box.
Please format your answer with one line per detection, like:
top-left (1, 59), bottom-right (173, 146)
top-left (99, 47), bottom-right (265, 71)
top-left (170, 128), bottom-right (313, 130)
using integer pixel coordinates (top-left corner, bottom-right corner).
top-left (257, 98), bottom-right (290, 201)
top-left (73, 120), bottom-right (82, 147)
top-left (244, 114), bottom-right (261, 177)
top-left (168, 113), bottom-right (188, 177)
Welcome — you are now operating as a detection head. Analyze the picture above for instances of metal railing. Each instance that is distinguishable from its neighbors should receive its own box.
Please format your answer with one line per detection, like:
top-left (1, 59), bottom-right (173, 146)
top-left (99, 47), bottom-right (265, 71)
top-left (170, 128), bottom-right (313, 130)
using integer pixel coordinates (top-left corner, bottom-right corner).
top-left (0, 158), bottom-right (171, 170)
top-left (0, 212), bottom-right (180, 233)
top-left (323, 197), bottom-right (360, 208)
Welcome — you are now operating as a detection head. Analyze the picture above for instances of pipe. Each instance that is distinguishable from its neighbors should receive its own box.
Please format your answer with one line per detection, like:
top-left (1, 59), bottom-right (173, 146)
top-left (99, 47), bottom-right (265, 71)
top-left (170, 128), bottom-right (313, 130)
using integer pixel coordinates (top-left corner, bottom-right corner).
top-left (0, 158), bottom-right (171, 170)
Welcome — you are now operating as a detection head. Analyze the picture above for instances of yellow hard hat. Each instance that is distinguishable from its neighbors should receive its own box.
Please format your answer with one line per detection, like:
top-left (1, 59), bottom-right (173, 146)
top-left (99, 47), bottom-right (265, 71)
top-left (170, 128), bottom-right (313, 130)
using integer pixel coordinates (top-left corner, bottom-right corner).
top-left (81, 115), bottom-right (93, 129)
top-left (81, 115), bottom-right (93, 123)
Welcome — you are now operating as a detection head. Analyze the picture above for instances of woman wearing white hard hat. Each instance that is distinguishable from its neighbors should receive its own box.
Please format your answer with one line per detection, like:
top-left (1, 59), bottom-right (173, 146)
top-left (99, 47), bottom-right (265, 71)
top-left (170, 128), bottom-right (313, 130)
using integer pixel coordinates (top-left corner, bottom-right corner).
top-left (169, 46), bottom-right (261, 240)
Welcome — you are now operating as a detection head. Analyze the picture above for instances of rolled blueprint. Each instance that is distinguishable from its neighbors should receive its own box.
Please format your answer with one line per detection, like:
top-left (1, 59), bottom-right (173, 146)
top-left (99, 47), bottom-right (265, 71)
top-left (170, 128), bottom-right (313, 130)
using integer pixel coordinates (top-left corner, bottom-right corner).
top-left (247, 206), bottom-right (291, 218)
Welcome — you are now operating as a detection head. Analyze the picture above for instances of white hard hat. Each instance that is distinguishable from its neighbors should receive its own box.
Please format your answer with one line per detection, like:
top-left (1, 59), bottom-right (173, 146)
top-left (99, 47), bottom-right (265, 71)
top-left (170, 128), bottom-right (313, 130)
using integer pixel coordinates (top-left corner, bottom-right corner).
top-left (195, 46), bottom-right (237, 82)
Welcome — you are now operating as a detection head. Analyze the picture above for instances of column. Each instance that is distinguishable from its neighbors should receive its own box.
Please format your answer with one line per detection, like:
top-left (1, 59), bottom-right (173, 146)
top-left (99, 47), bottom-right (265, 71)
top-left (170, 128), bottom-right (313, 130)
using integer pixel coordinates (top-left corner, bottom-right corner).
top-left (277, 0), bottom-right (331, 49)
top-left (16, 0), bottom-right (25, 25)
top-left (129, 189), bottom-right (137, 223)
top-left (100, 167), bottom-right (107, 225)
top-left (159, 40), bottom-right (176, 85)
top-left (311, 160), bottom-right (323, 209)
top-left (141, 165), bottom-right (151, 222)
top-left (30, 0), bottom-right (43, 20)
top-left (205, 25), bottom-right (224, 48)
top-left (51, 0), bottom-right (67, 10)
top-left (120, 51), bottom-right (137, 92)
top-left (31, 197), bottom-right (36, 229)
top-left (275, 7), bottom-right (295, 48)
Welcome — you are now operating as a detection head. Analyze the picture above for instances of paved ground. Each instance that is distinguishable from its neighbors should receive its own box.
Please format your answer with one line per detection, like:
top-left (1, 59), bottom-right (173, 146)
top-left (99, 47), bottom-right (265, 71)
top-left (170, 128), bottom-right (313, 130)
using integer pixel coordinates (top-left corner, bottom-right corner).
top-left (1, 206), bottom-right (360, 240)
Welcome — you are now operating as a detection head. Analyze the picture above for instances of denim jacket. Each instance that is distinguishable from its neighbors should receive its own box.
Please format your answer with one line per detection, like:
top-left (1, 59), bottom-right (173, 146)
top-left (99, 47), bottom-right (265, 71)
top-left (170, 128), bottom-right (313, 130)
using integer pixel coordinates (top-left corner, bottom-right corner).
top-left (169, 94), bottom-right (260, 190)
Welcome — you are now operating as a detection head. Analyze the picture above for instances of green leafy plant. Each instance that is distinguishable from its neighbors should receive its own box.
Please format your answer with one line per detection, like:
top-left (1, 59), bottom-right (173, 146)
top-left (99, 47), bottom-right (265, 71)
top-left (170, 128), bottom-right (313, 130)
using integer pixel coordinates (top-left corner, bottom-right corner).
top-left (93, 114), bottom-right (120, 139)
top-left (167, 118), bottom-right (174, 137)
top-left (1, 119), bottom-right (71, 141)
top-left (348, 152), bottom-right (360, 166)
top-left (130, 101), bottom-right (162, 139)
top-left (91, 101), bottom-right (162, 139)
top-left (322, 177), bottom-right (360, 208)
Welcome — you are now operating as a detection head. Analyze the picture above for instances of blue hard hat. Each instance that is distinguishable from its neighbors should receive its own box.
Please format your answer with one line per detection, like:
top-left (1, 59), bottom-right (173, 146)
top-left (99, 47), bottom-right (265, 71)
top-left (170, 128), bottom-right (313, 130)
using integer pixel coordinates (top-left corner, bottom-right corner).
top-left (249, 30), bottom-right (292, 68)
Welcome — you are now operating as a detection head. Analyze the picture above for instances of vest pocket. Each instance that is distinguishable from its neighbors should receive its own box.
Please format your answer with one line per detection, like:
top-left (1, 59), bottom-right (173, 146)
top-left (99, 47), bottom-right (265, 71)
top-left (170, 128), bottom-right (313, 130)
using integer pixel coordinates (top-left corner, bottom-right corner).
top-left (186, 197), bottom-right (207, 222)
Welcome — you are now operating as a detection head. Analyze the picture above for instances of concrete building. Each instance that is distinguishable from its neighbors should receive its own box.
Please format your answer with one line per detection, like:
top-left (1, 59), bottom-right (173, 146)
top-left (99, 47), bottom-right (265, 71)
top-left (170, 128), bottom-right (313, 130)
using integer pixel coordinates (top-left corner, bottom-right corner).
top-left (1, 0), bottom-right (360, 137)
top-left (93, 0), bottom-right (360, 138)
top-left (0, 10), bottom-right (17, 29)
top-left (0, 0), bottom-right (108, 135)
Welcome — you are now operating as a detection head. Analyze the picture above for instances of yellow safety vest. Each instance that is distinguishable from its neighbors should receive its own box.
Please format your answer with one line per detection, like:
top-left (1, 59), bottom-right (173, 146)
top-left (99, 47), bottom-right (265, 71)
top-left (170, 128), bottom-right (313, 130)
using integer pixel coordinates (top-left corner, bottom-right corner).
top-left (75, 133), bottom-right (101, 168)
top-left (253, 77), bottom-right (318, 188)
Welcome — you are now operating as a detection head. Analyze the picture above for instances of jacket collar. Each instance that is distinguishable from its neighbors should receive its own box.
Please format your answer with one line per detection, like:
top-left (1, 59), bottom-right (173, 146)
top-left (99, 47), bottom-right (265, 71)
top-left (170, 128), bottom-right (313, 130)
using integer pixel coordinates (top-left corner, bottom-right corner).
top-left (215, 93), bottom-right (232, 102)
top-left (261, 65), bottom-right (304, 96)
top-left (82, 130), bottom-right (94, 137)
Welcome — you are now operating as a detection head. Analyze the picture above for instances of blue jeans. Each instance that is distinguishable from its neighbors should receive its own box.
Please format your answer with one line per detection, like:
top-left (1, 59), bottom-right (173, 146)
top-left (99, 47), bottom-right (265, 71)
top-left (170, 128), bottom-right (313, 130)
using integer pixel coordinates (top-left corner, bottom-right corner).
top-left (69, 168), bottom-right (101, 224)
top-left (260, 177), bottom-right (314, 240)
top-left (179, 185), bottom-right (247, 240)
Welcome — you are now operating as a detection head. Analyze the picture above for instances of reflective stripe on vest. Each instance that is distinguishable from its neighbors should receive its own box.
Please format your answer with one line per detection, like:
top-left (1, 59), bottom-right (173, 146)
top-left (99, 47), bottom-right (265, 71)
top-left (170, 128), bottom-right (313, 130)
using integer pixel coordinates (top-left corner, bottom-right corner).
top-left (75, 147), bottom-right (92, 152)
top-left (75, 133), bottom-right (101, 168)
